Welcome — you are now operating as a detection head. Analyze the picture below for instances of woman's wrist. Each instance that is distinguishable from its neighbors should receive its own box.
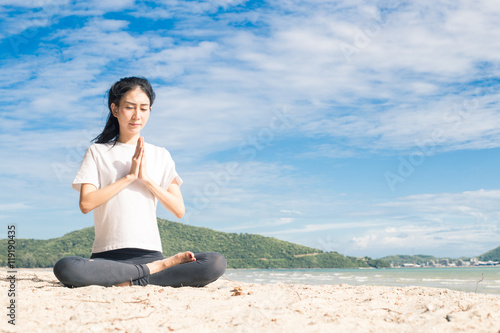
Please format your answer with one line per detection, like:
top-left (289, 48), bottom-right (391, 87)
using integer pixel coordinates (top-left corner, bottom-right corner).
top-left (140, 176), bottom-right (153, 187)
top-left (125, 173), bottom-right (138, 182)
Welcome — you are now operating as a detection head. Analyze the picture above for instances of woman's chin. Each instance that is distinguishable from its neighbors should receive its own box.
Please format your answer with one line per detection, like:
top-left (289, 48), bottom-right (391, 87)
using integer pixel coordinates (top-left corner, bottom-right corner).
top-left (123, 126), bottom-right (142, 134)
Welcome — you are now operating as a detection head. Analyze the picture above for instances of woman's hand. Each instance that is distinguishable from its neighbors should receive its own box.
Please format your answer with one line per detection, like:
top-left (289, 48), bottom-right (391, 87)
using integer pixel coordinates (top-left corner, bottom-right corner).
top-left (138, 137), bottom-right (151, 183)
top-left (129, 137), bottom-right (150, 181)
top-left (80, 137), bottom-right (155, 214)
top-left (128, 138), bottom-right (143, 179)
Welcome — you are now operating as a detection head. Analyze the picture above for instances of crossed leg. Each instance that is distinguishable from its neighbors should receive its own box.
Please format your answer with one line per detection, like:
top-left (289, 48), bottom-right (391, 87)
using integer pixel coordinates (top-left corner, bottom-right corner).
top-left (53, 251), bottom-right (196, 288)
top-left (114, 251), bottom-right (195, 286)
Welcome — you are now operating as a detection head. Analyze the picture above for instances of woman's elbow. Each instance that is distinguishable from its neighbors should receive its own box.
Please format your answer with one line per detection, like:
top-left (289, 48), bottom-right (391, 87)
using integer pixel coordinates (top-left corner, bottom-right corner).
top-left (79, 201), bottom-right (92, 214)
top-left (175, 206), bottom-right (185, 219)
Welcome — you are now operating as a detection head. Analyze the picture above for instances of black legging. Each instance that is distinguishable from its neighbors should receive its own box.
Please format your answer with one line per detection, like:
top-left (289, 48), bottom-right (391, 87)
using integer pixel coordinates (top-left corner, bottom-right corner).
top-left (53, 248), bottom-right (227, 288)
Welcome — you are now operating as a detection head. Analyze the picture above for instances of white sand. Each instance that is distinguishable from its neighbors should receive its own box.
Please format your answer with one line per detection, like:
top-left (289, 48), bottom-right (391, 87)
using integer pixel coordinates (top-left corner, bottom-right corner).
top-left (1, 269), bottom-right (500, 332)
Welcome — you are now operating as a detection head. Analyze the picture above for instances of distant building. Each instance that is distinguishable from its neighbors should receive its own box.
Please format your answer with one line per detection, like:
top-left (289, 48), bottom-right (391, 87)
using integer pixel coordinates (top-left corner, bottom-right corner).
top-left (477, 260), bottom-right (500, 266)
top-left (402, 263), bottom-right (420, 268)
top-left (441, 259), bottom-right (449, 266)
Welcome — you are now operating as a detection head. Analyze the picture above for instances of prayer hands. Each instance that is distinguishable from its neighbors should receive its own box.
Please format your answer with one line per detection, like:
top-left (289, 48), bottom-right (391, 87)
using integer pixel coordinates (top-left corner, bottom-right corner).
top-left (129, 137), bottom-right (149, 182)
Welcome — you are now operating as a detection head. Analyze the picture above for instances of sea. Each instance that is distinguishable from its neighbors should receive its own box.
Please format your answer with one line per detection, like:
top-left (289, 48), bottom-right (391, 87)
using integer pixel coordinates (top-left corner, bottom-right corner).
top-left (224, 267), bottom-right (500, 295)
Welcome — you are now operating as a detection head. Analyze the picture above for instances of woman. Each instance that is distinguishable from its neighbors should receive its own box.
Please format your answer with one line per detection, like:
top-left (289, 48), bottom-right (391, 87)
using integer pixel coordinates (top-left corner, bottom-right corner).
top-left (53, 77), bottom-right (226, 287)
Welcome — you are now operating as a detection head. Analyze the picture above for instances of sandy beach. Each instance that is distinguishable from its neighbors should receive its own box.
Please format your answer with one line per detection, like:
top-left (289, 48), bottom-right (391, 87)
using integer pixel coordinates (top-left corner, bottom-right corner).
top-left (1, 269), bottom-right (500, 332)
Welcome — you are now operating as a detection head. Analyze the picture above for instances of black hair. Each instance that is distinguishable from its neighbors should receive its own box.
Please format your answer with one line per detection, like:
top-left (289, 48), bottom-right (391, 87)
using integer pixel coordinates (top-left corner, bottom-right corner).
top-left (93, 76), bottom-right (156, 144)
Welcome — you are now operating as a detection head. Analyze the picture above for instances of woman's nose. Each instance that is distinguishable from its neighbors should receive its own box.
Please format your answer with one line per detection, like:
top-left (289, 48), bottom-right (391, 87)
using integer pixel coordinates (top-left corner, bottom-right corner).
top-left (133, 108), bottom-right (141, 119)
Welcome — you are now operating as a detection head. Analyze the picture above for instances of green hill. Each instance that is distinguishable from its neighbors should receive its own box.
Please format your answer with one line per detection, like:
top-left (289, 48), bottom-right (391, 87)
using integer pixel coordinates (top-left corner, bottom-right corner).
top-left (478, 246), bottom-right (500, 262)
top-left (0, 218), bottom-right (390, 269)
top-left (381, 254), bottom-right (440, 266)
top-left (380, 254), bottom-right (476, 266)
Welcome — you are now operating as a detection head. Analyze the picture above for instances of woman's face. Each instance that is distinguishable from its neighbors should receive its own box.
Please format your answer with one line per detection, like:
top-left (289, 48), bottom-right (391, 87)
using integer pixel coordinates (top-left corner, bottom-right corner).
top-left (111, 87), bottom-right (151, 140)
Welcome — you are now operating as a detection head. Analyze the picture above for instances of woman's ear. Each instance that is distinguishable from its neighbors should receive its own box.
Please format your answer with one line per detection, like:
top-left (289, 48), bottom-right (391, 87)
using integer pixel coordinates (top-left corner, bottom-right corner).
top-left (111, 103), bottom-right (118, 117)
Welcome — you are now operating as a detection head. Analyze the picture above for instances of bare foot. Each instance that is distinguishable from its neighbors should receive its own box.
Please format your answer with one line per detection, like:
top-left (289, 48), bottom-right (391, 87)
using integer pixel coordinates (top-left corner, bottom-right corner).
top-left (146, 251), bottom-right (196, 275)
top-left (113, 251), bottom-right (196, 287)
top-left (168, 251), bottom-right (196, 266)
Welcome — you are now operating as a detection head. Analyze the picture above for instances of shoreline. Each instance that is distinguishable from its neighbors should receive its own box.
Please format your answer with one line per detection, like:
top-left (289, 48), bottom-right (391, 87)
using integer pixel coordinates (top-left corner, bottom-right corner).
top-left (3, 265), bottom-right (499, 270)
top-left (1, 269), bottom-right (500, 332)
top-left (224, 267), bottom-right (500, 295)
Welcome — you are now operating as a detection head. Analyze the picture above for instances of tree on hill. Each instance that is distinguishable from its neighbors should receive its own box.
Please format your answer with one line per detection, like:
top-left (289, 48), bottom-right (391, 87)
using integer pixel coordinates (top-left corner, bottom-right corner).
top-left (478, 246), bottom-right (500, 262)
top-left (380, 254), bottom-right (439, 266)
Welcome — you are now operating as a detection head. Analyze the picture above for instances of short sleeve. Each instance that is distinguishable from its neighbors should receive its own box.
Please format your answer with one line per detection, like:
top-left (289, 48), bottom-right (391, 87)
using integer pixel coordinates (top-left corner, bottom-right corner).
top-left (72, 145), bottom-right (100, 192)
top-left (160, 148), bottom-right (183, 189)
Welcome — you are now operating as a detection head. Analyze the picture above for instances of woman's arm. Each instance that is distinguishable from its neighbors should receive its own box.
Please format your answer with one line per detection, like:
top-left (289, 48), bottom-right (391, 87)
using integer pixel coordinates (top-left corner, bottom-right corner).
top-left (79, 176), bottom-right (136, 214)
top-left (141, 178), bottom-right (185, 218)
top-left (137, 138), bottom-right (185, 218)
top-left (79, 139), bottom-right (144, 214)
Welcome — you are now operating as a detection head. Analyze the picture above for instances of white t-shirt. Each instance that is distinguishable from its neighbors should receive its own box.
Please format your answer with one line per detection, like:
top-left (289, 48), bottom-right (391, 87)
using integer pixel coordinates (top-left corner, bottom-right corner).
top-left (72, 141), bottom-right (182, 254)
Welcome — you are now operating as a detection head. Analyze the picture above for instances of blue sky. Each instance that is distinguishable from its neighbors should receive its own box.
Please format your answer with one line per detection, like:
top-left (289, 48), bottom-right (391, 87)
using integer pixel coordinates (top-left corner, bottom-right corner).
top-left (1, 0), bottom-right (500, 259)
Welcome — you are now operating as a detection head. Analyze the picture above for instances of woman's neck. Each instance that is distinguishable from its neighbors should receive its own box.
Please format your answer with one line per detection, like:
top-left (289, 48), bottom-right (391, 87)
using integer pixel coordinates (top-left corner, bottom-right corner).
top-left (117, 133), bottom-right (140, 145)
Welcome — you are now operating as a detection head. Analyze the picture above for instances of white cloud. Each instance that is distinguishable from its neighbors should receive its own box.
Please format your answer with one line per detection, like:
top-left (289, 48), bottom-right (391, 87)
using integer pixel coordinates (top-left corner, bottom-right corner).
top-left (263, 221), bottom-right (388, 235)
top-left (343, 189), bottom-right (500, 256)
top-left (0, 203), bottom-right (30, 211)
top-left (377, 189), bottom-right (500, 223)
top-left (280, 209), bottom-right (302, 215)
top-left (252, 189), bottom-right (500, 257)
top-left (84, 0), bottom-right (135, 11)
top-left (0, 0), bottom-right (71, 39)
top-left (130, 0), bottom-right (248, 18)
top-left (224, 217), bottom-right (294, 231)
top-left (1, 0), bottom-right (500, 256)
top-left (3, 1), bottom-right (500, 158)
top-left (203, 0), bottom-right (500, 154)
top-left (350, 223), bottom-right (499, 258)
